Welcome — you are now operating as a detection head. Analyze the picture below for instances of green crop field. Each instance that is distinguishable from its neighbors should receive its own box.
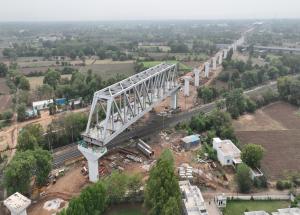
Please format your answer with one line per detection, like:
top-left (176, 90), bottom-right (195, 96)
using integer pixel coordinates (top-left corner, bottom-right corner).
top-left (141, 61), bottom-right (191, 71)
top-left (223, 200), bottom-right (290, 215)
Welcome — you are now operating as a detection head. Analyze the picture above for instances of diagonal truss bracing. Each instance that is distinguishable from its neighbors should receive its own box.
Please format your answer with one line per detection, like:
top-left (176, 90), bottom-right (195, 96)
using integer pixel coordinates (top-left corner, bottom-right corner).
top-left (82, 63), bottom-right (180, 146)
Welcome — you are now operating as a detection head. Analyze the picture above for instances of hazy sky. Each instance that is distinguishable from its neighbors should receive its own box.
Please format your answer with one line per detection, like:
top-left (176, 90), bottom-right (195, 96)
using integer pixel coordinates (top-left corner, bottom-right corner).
top-left (0, 0), bottom-right (300, 21)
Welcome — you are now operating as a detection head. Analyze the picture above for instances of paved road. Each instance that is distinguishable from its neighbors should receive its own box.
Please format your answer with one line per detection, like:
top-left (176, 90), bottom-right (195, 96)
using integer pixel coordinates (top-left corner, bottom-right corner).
top-left (52, 81), bottom-right (278, 168)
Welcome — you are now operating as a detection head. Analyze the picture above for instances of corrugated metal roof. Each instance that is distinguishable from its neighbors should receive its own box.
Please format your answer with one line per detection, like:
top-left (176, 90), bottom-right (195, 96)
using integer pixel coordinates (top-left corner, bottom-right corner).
top-left (181, 135), bottom-right (200, 143)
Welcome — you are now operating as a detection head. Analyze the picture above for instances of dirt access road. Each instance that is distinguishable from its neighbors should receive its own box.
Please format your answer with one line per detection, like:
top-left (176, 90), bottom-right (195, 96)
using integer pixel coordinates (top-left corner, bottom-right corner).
top-left (0, 107), bottom-right (89, 163)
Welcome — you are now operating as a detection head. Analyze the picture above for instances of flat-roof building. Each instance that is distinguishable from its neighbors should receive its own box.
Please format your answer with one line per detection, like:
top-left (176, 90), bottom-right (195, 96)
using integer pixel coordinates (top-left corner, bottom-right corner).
top-left (245, 211), bottom-right (269, 215)
top-left (179, 180), bottom-right (208, 215)
top-left (213, 137), bottom-right (242, 167)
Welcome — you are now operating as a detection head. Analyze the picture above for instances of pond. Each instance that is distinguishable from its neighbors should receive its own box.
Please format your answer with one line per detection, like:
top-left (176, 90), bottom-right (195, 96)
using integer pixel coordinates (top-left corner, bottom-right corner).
top-left (104, 203), bottom-right (147, 215)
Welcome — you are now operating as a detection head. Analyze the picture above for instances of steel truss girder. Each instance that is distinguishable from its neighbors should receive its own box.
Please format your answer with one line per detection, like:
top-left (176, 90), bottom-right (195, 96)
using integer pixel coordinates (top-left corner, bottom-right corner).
top-left (82, 63), bottom-right (179, 146)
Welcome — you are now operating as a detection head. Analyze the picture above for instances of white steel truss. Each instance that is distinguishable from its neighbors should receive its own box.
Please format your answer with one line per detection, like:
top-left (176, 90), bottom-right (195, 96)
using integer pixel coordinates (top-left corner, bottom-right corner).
top-left (82, 63), bottom-right (179, 146)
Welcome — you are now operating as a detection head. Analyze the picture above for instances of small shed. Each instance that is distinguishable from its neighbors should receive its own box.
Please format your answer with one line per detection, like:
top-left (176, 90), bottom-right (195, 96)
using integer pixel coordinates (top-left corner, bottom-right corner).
top-left (181, 134), bottom-right (200, 150)
top-left (250, 167), bottom-right (264, 180)
top-left (55, 98), bottom-right (66, 106)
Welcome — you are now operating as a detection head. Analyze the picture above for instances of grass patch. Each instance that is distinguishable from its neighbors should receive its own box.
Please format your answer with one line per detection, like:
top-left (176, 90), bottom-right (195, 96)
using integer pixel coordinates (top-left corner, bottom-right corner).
top-left (141, 61), bottom-right (191, 71)
top-left (223, 200), bottom-right (290, 215)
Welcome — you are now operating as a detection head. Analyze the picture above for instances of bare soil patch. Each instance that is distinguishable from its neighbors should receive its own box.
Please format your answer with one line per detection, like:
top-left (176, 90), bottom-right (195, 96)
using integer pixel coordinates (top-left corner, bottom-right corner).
top-left (0, 78), bottom-right (10, 94)
top-left (0, 95), bottom-right (12, 111)
top-left (236, 130), bottom-right (300, 180)
top-left (233, 109), bottom-right (286, 131)
top-left (262, 102), bottom-right (300, 129)
top-left (234, 101), bottom-right (300, 180)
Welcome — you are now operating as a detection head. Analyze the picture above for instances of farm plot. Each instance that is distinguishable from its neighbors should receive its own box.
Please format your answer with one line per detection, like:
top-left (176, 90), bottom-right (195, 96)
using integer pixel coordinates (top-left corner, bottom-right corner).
top-left (234, 102), bottom-right (300, 180)
top-left (28, 74), bottom-right (72, 90)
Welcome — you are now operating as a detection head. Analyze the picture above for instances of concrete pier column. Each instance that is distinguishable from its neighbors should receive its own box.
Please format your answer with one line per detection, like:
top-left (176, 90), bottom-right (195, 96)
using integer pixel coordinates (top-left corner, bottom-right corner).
top-left (78, 144), bottom-right (107, 182)
top-left (223, 50), bottom-right (228, 59)
top-left (204, 62), bottom-right (210, 78)
top-left (170, 90), bottom-right (178, 109)
top-left (212, 57), bottom-right (217, 70)
top-left (193, 68), bottom-right (200, 87)
top-left (218, 54), bottom-right (223, 65)
top-left (4, 192), bottom-right (31, 215)
top-left (183, 76), bottom-right (192, 96)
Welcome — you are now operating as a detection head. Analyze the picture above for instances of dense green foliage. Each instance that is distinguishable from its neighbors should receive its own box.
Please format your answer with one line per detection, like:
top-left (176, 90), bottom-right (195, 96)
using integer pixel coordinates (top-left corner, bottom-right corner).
top-left (241, 144), bottom-right (264, 169)
top-left (197, 86), bottom-right (219, 103)
top-left (17, 124), bottom-right (46, 151)
top-left (4, 148), bottom-right (52, 195)
top-left (59, 172), bottom-right (142, 215)
top-left (236, 163), bottom-right (252, 193)
top-left (45, 112), bottom-right (88, 148)
top-left (277, 76), bottom-right (300, 106)
top-left (225, 89), bottom-right (256, 118)
top-left (145, 149), bottom-right (181, 215)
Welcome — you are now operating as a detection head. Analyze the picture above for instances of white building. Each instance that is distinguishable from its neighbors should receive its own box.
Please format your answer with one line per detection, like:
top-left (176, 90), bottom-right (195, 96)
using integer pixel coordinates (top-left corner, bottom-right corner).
top-left (245, 208), bottom-right (300, 215)
top-left (32, 99), bottom-right (53, 110)
top-left (214, 193), bottom-right (227, 208)
top-left (4, 192), bottom-right (31, 215)
top-left (245, 211), bottom-right (269, 215)
top-left (272, 208), bottom-right (300, 215)
top-left (212, 138), bottom-right (242, 167)
top-left (179, 180), bottom-right (208, 215)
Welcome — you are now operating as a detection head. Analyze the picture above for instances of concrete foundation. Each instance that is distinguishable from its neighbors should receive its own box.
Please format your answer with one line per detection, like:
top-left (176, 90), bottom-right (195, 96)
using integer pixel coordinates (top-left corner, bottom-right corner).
top-left (193, 68), bottom-right (200, 87)
top-left (78, 144), bottom-right (107, 182)
top-left (204, 62), bottom-right (210, 78)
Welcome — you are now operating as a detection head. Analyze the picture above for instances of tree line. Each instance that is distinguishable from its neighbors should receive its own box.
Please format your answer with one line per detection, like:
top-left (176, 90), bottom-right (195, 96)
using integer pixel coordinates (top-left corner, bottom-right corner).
top-left (3, 123), bottom-right (52, 195)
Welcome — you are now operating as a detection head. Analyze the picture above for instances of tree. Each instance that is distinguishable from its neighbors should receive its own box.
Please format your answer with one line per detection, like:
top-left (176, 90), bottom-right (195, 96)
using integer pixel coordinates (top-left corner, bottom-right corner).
top-left (225, 89), bottom-right (246, 119)
top-left (17, 103), bottom-right (27, 122)
top-left (17, 130), bottom-right (38, 151)
top-left (4, 151), bottom-right (36, 195)
top-left (1, 110), bottom-right (13, 122)
top-left (34, 148), bottom-right (52, 186)
top-left (0, 62), bottom-right (8, 77)
top-left (18, 76), bottom-right (30, 90)
top-left (241, 144), bottom-right (264, 168)
top-left (145, 149), bottom-right (181, 215)
top-left (236, 163), bottom-right (252, 193)
top-left (43, 69), bottom-right (61, 89)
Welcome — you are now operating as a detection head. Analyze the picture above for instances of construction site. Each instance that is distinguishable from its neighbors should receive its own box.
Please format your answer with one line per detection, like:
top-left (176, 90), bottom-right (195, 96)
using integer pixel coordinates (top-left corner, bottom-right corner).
top-left (18, 36), bottom-right (246, 215)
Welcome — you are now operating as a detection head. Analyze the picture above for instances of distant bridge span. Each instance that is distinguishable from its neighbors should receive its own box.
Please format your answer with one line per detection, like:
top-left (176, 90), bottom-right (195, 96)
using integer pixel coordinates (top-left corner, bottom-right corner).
top-left (82, 63), bottom-right (179, 147)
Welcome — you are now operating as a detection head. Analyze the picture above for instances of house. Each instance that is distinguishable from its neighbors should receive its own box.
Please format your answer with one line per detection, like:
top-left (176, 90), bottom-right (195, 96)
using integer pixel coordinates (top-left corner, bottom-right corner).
top-left (32, 99), bottom-right (53, 110)
top-left (181, 135), bottom-right (201, 150)
top-left (212, 137), bottom-right (242, 167)
top-left (179, 180), bottom-right (208, 215)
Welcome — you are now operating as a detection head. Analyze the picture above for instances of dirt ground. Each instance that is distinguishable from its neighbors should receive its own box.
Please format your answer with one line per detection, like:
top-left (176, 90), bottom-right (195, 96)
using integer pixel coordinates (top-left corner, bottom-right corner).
top-left (28, 165), bottom-right (87, 215)
top-left (234, 101), bottom-right (300, 180)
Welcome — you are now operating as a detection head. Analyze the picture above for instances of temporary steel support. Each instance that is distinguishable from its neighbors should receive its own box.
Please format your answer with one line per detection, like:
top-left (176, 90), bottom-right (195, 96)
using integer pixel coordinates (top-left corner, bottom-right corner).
top-left (82, 63), bottom-right (179, 146)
